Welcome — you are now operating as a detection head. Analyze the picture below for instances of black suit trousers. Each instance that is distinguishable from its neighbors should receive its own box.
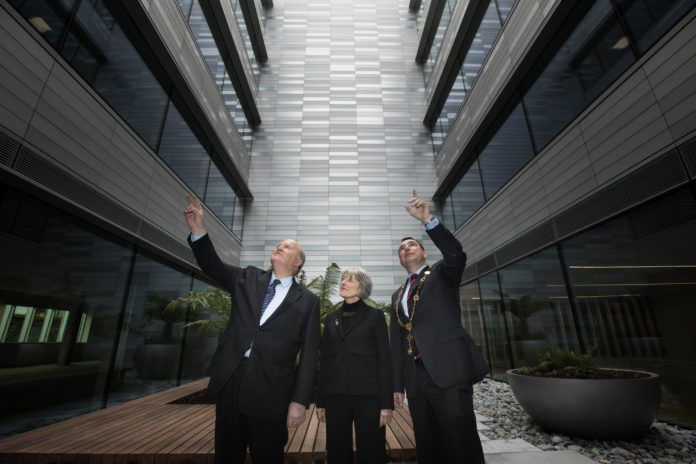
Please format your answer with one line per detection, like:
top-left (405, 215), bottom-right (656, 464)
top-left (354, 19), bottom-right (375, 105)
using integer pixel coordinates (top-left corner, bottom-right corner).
top-left (408, 363), bottom-right (484, 464)
top-left (215, 360), bottom-right (288, 464)
top-left (325, 394), bottom-right (385, 464)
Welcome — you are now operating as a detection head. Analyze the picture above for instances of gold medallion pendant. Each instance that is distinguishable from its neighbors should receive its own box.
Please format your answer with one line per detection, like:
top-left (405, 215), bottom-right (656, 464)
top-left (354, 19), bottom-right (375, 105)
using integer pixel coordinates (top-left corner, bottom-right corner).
top-left (407, 347), bottom-right (413, 356)
top-left (405, 322), bottom-right (412, 331)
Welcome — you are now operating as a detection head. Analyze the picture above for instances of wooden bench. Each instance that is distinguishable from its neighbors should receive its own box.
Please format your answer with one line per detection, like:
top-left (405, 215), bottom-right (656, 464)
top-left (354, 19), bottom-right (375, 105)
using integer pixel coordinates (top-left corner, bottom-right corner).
top-left (0, 378), bottom-right (416, 463)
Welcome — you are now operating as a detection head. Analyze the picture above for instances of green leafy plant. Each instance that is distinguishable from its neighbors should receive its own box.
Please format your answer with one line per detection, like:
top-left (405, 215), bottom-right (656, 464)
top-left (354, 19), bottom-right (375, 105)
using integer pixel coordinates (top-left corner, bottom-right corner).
top-left (165, 287), bottom-right (231, 335)
top-left (166, 263), bottom-right (391, 336)
top-left (516, 344), bottom-right (598, 378)
top-left (515, 343), bottom-right (649, 379)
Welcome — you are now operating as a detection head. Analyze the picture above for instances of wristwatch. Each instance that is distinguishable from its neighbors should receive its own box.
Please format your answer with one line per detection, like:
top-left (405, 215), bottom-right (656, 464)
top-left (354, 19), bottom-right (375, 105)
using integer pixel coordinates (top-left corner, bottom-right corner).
top-left (423, 215), bottom-right (436, 225)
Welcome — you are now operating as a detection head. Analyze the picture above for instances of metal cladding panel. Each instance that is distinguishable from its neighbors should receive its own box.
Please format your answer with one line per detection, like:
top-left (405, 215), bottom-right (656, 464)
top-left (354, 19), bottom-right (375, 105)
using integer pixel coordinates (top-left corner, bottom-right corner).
top-left (0, 5), bottom-right (53, 137)
top-left (643, 15), bottom-right (696, 142)
top-left (14, 145), bottom-right (141, 234)
top-left (0, 130), bottom-right (19, 166)
top-left (553, 149), bottom-right (688, 239)
top-left (680, 135), bottom-right (696, 178)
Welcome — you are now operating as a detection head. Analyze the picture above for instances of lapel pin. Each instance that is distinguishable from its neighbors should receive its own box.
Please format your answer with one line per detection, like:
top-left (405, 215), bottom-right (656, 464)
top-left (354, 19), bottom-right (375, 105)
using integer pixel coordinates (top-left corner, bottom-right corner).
top-left (334, 319), bottom-right (339, 327)
top-left (424, 270), bottom-right (431, 275)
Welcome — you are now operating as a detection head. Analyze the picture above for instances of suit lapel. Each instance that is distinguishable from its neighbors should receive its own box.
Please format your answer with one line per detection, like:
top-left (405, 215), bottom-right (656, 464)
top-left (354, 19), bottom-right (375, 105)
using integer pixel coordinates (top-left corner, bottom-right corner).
top-left (263, 280), bottom-right (302, 324)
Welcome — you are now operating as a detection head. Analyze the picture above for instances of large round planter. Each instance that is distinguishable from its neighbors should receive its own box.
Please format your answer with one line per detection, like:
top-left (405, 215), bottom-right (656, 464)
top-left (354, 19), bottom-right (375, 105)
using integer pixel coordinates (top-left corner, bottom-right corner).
top-left (507, 368), bottom-right (661, 440)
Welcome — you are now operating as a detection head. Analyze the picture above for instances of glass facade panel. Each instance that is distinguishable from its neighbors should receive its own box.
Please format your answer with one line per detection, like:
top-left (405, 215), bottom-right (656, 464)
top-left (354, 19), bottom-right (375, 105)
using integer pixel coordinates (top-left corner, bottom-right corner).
top-left (206, 160), bottom-right (237, 230)
top-left (187, 0), bottom-right (227, 92)
top-left (91, 22), bottom-right (169, 150)
top-left (523, 0), bottom-right (633, 151)
top-left (0, 186), bottom-right (227, 437)
top-left (424, 0), bottom-right (456, 83)
top-left (0, 186), bottom-right (132, 425)
top-left (460, 281), bottom-right (488, 365)
top-left (440, 194), bottom-right (455, 230)
top-left (106, 252), bottom-right (191, 406)
top-left (617, 0), bottom-right (693, 53)
top-left (180, 279), bottom-right (223, 381)
top-left (10, 0), bottom-right (74, 48)
top-left (478, 272), bottom-right (510, 376)
top-left (461, 1), bottom-right (501, 92)
top-left (497, 248), bottom-right (577, 368)
top-left (561, 187), bottom-right (696, 425)
top-left (452, 158), bottom-right (485, 228)
top-left (158, 102), bottom-right (211, 197)
top-left (477, 103), bottom-right (534, 199)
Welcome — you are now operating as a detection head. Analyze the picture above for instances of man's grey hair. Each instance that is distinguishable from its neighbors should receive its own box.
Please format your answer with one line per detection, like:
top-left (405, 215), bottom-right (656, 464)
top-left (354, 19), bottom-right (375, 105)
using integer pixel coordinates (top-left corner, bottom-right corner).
top-left (342, 267), bottom-right (372, 299)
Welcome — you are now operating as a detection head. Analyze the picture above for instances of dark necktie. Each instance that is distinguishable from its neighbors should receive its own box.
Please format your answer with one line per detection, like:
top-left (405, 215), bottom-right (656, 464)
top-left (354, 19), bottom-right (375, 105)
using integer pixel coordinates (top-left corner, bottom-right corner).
top-left (406, 273), bottom-right (419, 311)
top-left (260, 279), bottom-right (281, 319)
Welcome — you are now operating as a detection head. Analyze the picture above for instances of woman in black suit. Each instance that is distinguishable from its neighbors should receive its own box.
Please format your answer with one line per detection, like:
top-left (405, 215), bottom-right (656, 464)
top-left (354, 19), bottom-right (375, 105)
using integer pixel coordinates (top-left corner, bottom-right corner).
top-left (316, 267), bottom-right (393, 464)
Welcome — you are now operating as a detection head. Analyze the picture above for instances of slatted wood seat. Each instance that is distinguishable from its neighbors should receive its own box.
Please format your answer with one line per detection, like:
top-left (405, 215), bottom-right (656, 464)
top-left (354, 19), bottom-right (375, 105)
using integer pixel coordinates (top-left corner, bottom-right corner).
top-left (0, 378), bottom-right (416, 463)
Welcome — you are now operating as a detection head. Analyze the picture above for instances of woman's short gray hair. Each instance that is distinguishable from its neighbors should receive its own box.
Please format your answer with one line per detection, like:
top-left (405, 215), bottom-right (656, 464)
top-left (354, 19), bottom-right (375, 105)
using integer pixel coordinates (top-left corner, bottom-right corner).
top-left (342, 267), bottom-right (373, 299)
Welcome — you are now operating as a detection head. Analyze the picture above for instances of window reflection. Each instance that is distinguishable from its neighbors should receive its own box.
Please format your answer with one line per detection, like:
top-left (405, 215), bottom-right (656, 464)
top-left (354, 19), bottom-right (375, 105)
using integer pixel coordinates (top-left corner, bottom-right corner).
top-left (497, 248), bottom-right (577, 367)
top-left (477, 103), bottom-right (534, 199)
top-left (452, 158), bottom-right (484, 228)
top-left (0, 186), bottom-right (132, 421)
top-left (478, 272), bottom-right (510, 374)
top-left (523, 0), bottom-right (632, 151)
top-left (10, 0), bottom-right (74, 48)
top-left (464, 186), bottom-right (696, 425)
top-left (617, 0), bottom-right (693, 53)
top-left (459, 281), bottom-right (489, 366)
top-left (109, 253), bottom-right (191, 404)
top-left (158, 101), bottom-right (212, 197)
top-left (562, 187), bottom-right (696, 424)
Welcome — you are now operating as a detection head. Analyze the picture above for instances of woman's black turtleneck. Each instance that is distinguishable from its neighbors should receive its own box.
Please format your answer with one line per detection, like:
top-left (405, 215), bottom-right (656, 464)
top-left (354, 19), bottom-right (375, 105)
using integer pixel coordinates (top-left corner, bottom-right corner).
top-left (341, 298), bottom-right (366, 332)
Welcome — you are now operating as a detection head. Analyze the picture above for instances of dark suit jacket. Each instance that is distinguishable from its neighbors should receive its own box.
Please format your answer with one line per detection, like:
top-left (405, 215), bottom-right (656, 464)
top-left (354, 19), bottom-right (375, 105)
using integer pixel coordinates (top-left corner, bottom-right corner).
top-left (390, 223), bottom-right (489, 397)
top-left (189, 234), bottom-right (320, 422)
top-left (316, 300), bottom-right (392, 410)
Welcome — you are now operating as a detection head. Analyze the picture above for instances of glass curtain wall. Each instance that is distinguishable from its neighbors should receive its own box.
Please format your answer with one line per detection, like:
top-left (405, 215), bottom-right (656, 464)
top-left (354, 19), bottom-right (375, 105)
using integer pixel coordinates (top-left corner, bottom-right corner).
top-left (431, 0), bottom-right (513, 152)
top-left (10, 0), bottom-right (246, 236)
top-left (460, 186), bottom-right (696, 426)
top-left (0, 186), bottom-right (221, 437)
top-left (423, 0), bottom-right (457, 82)
top-left (440, 0), bottom-right (693, 230)
top-left (180, 0), bottom-right (255, 150)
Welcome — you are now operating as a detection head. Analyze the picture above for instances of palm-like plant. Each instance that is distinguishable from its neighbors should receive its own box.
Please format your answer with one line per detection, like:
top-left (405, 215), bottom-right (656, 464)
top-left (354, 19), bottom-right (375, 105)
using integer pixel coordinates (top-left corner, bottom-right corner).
top-left (165, 287), bottom-right (231, 335)
top-left (306, 263), bottom-right (343, 330)
top-left (167, 263), bottom-right (391, 335)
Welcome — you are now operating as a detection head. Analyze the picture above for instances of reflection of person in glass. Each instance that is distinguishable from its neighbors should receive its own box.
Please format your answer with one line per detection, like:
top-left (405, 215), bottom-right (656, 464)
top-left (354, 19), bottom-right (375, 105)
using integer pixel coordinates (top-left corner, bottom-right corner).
top-left (315, 267), bottom-right (393, 464)
top-left (391, 190), bottom-right (490, 464)
top-left (184, 193), bottom-right (320, 464)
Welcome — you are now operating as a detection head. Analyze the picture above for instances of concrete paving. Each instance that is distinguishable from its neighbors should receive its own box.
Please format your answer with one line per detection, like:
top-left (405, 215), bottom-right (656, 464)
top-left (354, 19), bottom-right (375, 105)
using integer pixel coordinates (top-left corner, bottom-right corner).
top-left (478, 416), bottom-right (597, 463)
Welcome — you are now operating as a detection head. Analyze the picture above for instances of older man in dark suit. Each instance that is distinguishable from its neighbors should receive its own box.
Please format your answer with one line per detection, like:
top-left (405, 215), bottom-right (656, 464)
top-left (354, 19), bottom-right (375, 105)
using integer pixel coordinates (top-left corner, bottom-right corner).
top-left (184, 194), bottom-right (320, 464)
top-left (390, 190), bottom-right (490, 464)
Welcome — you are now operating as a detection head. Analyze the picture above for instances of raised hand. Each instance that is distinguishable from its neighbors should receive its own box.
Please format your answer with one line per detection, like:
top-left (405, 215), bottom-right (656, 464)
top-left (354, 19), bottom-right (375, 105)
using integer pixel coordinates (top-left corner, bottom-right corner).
top-left (184, 193), bottom-right (206, 235)
top-left (404, 189), bottom-right (432, 224)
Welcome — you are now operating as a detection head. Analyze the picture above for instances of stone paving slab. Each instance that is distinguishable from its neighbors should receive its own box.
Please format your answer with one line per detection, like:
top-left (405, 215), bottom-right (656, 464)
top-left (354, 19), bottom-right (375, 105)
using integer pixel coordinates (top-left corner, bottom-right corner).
top-left (485, 450), bottom-right (598, 463)
top-left (482, 438), bottom-right (541, 454)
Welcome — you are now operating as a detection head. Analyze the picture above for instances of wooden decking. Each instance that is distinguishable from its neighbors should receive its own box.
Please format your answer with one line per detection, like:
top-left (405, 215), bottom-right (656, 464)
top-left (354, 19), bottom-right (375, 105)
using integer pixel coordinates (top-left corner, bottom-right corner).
top-left (0, 378), bottom-right (416, 463)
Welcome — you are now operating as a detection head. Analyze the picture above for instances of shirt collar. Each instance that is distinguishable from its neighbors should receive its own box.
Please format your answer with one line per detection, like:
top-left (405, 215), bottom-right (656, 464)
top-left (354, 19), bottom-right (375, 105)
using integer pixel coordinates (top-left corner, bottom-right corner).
top-left (411, 264), bottom-right (427, 277)
top-left (271, 273), bottom-right (294, 288)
